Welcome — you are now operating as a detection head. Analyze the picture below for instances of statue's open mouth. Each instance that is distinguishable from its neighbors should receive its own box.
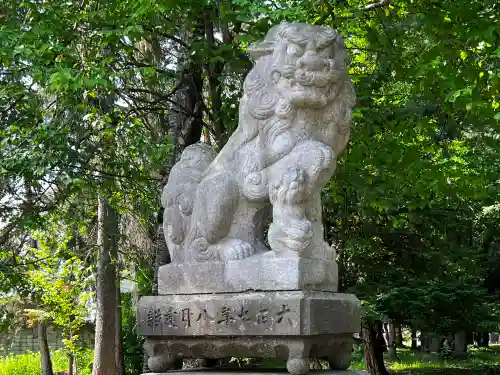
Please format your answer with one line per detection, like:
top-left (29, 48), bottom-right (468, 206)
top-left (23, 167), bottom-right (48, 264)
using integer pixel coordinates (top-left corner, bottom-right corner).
top-left (294, 69), bottom-right (333, 88)
top-left (287, 70), bottom-right (334, 109)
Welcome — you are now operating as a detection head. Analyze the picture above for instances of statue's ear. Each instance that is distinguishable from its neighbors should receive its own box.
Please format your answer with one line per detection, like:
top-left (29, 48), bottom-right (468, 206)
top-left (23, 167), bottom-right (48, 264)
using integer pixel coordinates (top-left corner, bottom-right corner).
top-left (247, 41), bottom-right (275, 60)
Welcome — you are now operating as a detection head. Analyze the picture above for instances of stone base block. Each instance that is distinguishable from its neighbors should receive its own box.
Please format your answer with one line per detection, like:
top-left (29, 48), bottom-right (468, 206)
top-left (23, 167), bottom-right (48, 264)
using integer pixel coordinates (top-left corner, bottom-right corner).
top-left (138, 291), bottom-right (359, 337)
top-left (138, 291), bottom-right (360, 375)
top-left (144, 335), bottom-right (355, 375)
top-left (158, 257), bottom-right (338, 295)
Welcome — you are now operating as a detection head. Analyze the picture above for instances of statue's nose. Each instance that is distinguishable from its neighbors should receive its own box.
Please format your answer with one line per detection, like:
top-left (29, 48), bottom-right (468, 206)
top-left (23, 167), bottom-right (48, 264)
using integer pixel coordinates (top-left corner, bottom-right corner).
top-left (296, 51), bottom-right (328, 71)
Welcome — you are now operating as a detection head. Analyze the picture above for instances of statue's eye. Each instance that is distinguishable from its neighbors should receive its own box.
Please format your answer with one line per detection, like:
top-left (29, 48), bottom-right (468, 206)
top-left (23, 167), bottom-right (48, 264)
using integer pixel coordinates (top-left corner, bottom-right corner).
top-left (287, 44), bottom-right (304, 56)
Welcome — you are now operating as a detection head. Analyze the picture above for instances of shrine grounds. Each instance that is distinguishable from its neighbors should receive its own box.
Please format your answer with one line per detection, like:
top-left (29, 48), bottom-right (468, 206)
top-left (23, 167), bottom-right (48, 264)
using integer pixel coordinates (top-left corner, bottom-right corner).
top-left (2, 346), bottom-right (500, 375)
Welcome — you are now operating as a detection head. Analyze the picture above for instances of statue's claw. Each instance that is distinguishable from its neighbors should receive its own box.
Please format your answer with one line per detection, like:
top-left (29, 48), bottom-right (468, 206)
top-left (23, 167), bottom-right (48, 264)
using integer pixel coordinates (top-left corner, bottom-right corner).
top-left (215, 238), bottom-right (256, 261)
top-left (268, 218), bottom-right (313, 254)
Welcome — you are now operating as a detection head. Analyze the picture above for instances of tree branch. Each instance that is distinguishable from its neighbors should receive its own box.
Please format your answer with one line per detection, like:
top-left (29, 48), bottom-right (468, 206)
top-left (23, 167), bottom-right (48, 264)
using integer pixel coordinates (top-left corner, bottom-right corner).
top-left (364, 0), bottom-right (390, 11)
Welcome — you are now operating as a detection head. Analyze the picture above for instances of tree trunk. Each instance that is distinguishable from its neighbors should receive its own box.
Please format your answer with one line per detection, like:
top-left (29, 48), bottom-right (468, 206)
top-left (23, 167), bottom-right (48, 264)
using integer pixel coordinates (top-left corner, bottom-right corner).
top-left (31, 233), bottom-right (54, 375)
top-left (362, 319), bottom-right (389, 375)
top-left (479, 332), bottom-right (489, 347)
top-left (454, 331), bottom-right (467, 355)
top-left (387, 321), bottom-right (398, 360)
top-left (376, 321), bottom-right (387, 352)
top-left (116, 278), bottom-right (125, 375)
top-left (68, 353), bottom-right (74, 375)
top-left (92, 195), bottom-right (119, 375)
top-left (411, 327), bottom-right (418, 350)
top-left (204, 7), bottom-right (224, 146)
top-left (382, 323), bottom-right (389, 348)
top-left (466, 330), bottom-right (474, 346)
top-left (38, 322), bottom-right (54, 375)
top-left (388, 321), bottom-right (396, 345)
top-left (396, 324), bottom-right (404, 347)
top-left (420, 333), bottom-right (430, 352)
top-left (428, 334), bottom-right (441, 353)
top-left (152, 33), bottom-right (204, 298)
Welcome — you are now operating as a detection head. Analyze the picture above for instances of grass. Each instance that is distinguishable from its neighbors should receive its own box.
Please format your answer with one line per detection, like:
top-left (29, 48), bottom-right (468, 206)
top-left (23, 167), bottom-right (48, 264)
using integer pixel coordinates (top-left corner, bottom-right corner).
top-left (348, 345), bottom-right (500, 374)
top-left (245, 346), bottom-right (500, 374)
top-left (2, 346), bottom-right (500, 375)
top-left (0, 349), bottom-right (93, 375)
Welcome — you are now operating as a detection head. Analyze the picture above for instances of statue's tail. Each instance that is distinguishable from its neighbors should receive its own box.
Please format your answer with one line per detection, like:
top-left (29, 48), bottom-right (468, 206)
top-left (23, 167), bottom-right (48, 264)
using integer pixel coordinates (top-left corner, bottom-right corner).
top-left (161, 143), bottom-right (215, 262)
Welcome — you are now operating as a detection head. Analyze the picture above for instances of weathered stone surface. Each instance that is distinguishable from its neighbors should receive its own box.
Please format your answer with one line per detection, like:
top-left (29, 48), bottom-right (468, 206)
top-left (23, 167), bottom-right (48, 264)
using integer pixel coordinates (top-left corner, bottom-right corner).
top-left (161, 22), bottom-right (355, 267)
top-left (137, 291), bottom-right (359, 337)
top-left (143, 335), bottom-right (355, 374)
top-left (158, 257), bottom-right (338, 295)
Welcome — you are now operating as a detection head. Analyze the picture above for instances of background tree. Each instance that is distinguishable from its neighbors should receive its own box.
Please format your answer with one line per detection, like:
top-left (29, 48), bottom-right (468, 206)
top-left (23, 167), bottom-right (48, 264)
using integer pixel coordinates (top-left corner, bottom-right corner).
top-left (1, 1), bottom-right (499, 375)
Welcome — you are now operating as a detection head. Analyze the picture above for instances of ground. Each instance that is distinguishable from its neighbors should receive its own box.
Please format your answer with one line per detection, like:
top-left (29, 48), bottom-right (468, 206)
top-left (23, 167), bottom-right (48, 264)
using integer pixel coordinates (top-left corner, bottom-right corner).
top-left (256, 345), bottom-right (500, 374)
top-left (347, 345), bottom-right (500, 374)
top-left (2, 346), bottom-right (500, 375)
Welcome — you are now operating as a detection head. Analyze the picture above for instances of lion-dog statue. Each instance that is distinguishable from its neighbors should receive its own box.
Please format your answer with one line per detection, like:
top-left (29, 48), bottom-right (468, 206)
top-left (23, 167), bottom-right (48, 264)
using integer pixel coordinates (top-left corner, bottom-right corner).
top-left (161, 22), bottom-right (355, 264)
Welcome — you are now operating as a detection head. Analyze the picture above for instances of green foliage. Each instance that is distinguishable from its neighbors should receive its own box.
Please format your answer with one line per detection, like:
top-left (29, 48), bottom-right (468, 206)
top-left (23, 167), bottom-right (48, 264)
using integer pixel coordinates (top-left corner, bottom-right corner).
top-left (73, 348), bottom-right (94, 375)
top-left (0, 349), bottom-right (93, 375)
top-left (22, 222), bottom-right (94, 358)
top-left (121, 293), bottom-right (144, 375)
top-left (1, 0), bottom-right (500, 371)
top-left (312, 0), bottom-right (500, 335)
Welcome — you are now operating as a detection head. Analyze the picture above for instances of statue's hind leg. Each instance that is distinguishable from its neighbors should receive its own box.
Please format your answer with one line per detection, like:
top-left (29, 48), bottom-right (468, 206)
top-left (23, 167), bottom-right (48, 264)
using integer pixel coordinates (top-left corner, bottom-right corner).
top-left (188, 171), bottom-right (256, 261)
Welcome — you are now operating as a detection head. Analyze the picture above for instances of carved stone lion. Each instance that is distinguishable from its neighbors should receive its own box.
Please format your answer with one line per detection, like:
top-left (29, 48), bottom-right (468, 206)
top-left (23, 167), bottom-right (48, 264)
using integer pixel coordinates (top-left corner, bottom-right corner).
top-left (162, 22), bottom-right (355, 263)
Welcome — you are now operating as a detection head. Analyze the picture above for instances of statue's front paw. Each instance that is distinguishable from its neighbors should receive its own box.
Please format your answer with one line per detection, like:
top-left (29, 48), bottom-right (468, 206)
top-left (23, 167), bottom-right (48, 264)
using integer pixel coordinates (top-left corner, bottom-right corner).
top-left (217, 238), bottom-right (256, 261)
top-left (190, 237), bottom-right (218, 261)
top-left (269, 218), bottom-right (313, 254)
top-left (284, 218), bottom-right (313, 245)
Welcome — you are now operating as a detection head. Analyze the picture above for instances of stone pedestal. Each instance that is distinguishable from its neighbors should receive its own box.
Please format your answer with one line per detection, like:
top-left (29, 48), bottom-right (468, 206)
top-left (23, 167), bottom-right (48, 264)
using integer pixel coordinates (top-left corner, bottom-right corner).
top-left (138, 277), bottom-right (360, 374)
top-left (146, 371), bottom-right (368, 375)
top-left (158, 258), bottom-right (338, 295)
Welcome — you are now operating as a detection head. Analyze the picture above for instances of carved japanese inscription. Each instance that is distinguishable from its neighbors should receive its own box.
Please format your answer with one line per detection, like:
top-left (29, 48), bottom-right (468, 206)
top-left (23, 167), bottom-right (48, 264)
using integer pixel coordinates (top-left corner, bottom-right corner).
top-left (139, 299), bottom-right (299, 336)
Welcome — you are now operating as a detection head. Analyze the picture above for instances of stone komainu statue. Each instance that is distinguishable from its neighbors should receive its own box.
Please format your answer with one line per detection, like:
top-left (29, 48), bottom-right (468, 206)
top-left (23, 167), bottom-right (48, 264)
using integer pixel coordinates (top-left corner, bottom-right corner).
top-left (161, 22), bottom-right (355, 264)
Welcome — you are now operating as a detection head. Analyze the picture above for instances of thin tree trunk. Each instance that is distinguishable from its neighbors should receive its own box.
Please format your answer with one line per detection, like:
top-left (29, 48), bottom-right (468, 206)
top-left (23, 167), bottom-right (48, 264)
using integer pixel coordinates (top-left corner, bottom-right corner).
top-left (479, 332), bottom-right (489, 348)
top-left (92, 195), bottom-right (119, 375)
top-left (362, 319), bottom-right (389, 375)
top-left (454, 331), bottom-right (467, 354)
top-left (38, 322), bottom-right (54, 375)
top-left (382, 323), bottom-right (389, 348)
top-left (377, 321), bottom-right (387, 352)
top-left (396, 323), bottom-right (404, 347)
top-left (204, 6), bottom-right (224, 146)
top-left (32, 225), bottom-right (54, 375)
top-left (388, 321), bottom-right (399, 360)
top-left (420, 333), bottom-right (429, 352)
top-left (411, 327), bottom-right (418, 350)
top-left (68, 353), bottom-right (74, 375)
top-left (116, 277), bottom-right (125, 375)
top-left (466, 331), bottom-right (474, 346)
top-left (388, 340), bottom-right (398, 360)
top-left (152, 43), bottom-right (204, 299)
